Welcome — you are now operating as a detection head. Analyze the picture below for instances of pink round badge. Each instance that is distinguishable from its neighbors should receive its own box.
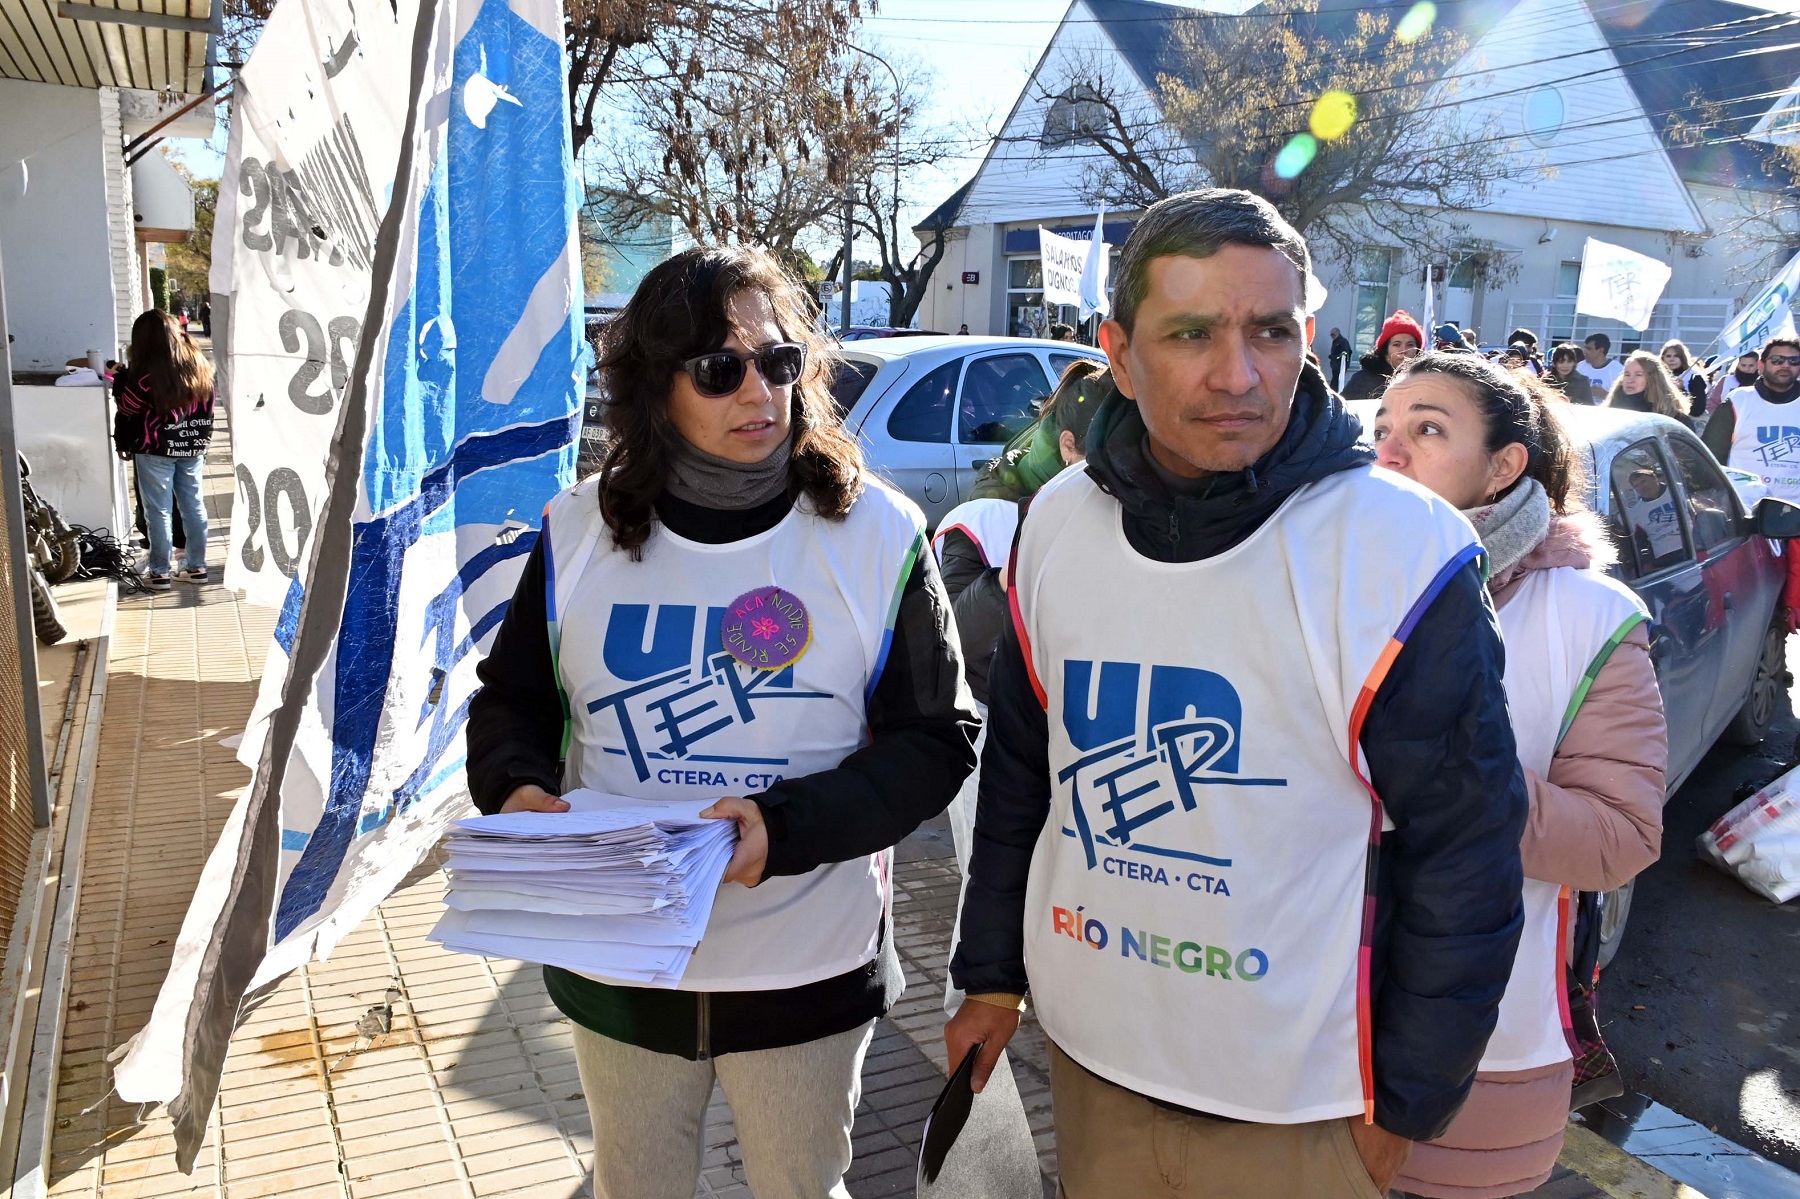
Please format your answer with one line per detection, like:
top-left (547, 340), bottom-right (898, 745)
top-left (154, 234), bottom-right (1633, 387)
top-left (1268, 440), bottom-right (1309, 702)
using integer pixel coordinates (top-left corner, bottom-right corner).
top-left (720, 586), bottom-right (812, 671)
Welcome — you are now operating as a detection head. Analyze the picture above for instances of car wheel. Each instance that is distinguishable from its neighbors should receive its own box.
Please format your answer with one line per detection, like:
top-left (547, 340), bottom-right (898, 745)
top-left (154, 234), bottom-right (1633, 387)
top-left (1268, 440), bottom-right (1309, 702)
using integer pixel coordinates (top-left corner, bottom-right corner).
top-left (1723, 622), bottom-right (1787, 747)
top-left (1596, 877), bottom-right (1636, 970)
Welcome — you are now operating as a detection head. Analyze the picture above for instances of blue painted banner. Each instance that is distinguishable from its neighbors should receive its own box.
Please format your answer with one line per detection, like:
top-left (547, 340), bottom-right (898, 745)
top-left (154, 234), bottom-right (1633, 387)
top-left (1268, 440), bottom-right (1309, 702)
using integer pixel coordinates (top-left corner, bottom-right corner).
top-left (113, 0), bottom-right (581, 1163)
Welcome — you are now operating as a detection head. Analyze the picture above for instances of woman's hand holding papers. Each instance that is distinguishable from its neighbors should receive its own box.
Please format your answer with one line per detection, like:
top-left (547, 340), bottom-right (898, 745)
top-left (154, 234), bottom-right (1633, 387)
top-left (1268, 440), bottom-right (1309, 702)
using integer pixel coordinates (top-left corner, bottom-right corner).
top-left (500, 784), bottom-right (570, 814)
top-left (701, 796), bottom-right (768, 888)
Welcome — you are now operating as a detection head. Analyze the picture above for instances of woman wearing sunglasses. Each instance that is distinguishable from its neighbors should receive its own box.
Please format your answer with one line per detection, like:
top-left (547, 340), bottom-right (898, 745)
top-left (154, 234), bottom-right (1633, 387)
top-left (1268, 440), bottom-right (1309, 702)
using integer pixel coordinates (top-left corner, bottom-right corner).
top-left (466, 246), bottom-right (979, 1199)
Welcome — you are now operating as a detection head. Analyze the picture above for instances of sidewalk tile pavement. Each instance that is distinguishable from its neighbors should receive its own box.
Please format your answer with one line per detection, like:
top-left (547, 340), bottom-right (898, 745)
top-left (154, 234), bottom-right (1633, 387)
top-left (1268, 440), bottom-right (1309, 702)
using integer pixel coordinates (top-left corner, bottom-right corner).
top-left (41, 424), bottom-right (1604, 1197)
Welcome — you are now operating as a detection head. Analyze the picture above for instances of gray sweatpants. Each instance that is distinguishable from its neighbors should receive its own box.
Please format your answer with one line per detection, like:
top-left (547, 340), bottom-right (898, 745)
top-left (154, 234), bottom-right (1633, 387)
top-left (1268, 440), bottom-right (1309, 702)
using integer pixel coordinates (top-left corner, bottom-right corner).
top-left (570, 1018), bottom-right (876, 1199)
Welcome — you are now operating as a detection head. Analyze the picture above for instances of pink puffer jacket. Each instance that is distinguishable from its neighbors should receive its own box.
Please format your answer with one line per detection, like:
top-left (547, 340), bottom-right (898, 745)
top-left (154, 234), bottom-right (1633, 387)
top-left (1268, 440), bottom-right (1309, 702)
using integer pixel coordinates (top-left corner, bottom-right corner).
top-left (1393, 512), bottom-right (1667, 1199)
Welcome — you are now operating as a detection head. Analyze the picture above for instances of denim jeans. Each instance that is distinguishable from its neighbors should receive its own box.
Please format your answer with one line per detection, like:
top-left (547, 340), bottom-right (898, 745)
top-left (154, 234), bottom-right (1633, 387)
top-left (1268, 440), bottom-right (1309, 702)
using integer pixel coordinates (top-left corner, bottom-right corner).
top-left (135, 454), bottom-right (208, 575)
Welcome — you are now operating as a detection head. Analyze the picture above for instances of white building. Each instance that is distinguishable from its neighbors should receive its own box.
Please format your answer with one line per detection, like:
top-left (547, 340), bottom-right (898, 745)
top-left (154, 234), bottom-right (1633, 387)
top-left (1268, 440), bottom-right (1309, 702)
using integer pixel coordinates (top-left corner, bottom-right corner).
top-left (1, 3), bottom-right (210, 372)
top-left (914, 0), bottom-right (1800, 360)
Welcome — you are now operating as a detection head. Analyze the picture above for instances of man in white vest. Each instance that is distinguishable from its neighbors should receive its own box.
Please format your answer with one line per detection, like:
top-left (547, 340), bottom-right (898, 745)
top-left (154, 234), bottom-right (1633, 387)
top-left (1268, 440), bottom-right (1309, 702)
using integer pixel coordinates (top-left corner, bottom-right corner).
top-left (945, 189), bottom-right (1528, 1197)
top-left (1703, 335), bottom-right (1800, 633)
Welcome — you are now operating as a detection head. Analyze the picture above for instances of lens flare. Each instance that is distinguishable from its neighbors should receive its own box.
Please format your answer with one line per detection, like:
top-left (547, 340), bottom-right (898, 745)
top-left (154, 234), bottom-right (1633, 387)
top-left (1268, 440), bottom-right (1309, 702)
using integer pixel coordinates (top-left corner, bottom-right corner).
top-left (1274, 134), bottom-right (1318, 180)
top-left (1395, 0), bottom-right (1437, 42)
top-left (1310, 91), bottom-right (1357, 141)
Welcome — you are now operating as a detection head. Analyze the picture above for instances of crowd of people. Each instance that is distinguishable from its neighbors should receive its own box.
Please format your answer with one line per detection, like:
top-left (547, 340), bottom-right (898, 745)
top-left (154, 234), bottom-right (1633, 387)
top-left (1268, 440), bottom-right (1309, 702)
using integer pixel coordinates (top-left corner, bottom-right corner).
top-left (448, 184), bottom-right (1800, 1199)
top-left (1326, 313), bottom-right (1747, 432)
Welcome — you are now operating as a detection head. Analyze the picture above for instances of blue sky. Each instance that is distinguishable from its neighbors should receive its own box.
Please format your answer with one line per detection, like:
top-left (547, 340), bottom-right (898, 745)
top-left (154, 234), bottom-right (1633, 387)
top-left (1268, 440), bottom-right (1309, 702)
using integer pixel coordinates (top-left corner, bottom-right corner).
top-left (169, 0), bottom-right (1800, 262)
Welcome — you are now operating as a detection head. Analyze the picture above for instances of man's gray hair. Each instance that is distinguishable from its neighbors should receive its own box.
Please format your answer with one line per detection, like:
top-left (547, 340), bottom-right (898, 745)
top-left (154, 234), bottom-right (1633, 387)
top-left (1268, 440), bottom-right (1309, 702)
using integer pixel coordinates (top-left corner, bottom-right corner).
top-left (1111, 189), bottom-right (1326, 331)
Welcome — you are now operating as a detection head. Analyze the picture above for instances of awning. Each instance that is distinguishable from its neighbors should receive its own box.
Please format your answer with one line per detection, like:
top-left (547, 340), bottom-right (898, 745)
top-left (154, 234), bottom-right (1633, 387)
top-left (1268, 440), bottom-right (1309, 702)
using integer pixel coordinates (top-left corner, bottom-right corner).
top-left (0, 0), bottom-right (213, 93)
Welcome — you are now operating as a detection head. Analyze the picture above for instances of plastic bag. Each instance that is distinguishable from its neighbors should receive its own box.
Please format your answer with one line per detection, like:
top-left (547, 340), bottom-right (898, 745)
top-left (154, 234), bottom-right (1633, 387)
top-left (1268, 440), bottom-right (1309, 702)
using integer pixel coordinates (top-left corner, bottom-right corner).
top-left (1696, 773), bottom-right (1800, 903)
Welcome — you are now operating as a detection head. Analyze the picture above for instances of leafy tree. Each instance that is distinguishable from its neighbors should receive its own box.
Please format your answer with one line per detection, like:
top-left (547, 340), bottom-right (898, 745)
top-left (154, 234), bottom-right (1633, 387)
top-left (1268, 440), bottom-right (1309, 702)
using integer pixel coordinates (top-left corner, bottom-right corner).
top-left (1014, 1), bottom-right (1537, 274)
top-left (161, 159), bottom-right (218, 300)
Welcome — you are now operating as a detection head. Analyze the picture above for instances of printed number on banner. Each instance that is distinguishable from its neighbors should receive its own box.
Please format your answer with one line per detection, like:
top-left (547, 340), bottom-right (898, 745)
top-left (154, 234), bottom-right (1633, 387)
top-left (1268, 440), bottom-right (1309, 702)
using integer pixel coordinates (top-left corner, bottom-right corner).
top-left (278, 312), bottom-right (362, 414)
top-left (239, 158), bottom-right (343, 264)
top-left (236, 465), bottom-right (314, 579)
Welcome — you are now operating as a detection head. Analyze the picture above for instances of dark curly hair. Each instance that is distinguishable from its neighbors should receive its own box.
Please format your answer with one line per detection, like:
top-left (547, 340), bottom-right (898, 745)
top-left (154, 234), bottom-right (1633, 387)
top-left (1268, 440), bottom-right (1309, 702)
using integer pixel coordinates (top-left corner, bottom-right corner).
top-left (595, 246), bottom-right (864, 556)
top-left (1392, 351), bottom-right (1585, 514)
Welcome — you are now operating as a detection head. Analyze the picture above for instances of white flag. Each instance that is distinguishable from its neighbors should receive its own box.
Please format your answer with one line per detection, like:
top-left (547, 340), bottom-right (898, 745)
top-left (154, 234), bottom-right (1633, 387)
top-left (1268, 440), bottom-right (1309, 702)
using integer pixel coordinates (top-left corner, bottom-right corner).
top-left (1575, 238), bottom-right (1671, 331)
top-left (1719, 250), bottom-right (1800, 359)
top-left (1038, 226), bottom-right (1085, 309)
top-left (112, 0), bottom-right (582, 1168)
top-left (1079, 207), bottom-right (1109, 322)
top-left (1421, 262), bottom-right (1435, 348)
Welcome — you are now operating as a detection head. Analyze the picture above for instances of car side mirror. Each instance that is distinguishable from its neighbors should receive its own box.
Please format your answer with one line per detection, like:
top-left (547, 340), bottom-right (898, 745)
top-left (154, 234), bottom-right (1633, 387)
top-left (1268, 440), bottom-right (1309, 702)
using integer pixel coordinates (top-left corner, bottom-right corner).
top-left (1752, 497), bottom-right (1800, 539)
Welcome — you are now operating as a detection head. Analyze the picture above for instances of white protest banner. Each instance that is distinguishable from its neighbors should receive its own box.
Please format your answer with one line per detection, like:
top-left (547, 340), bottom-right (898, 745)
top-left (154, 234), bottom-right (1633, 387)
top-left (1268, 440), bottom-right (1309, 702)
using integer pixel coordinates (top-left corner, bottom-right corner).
top-left (1719, 249), bottom-right (1800, 359)
top-left (1039, 226), bottom-right (1086, 309)
top-left (1079, 207), bottom-right (1109, 322)
top-left (1575, 238), bottom-right (1671, 332)
top-left (112, 0), bottom-right (582, 1168)
top-left (217, 0), bottom-right (418, 610)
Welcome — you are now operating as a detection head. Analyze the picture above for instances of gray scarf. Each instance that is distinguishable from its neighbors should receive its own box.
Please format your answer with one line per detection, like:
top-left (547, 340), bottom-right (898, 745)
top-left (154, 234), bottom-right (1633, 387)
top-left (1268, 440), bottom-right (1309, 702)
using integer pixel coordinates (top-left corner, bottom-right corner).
top-left (1461, 477), bottom-right (1551, 581)
top-left (664, 432), bottom-right (793, 510)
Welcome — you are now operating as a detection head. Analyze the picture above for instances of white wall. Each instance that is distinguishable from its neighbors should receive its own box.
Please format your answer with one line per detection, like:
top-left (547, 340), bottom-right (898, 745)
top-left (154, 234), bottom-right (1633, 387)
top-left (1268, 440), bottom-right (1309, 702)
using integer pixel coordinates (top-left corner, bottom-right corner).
top-left (13, 383), bottom-right (128, 535)
top-left (0, 81), bottom-right (117, 373)
top-left (130, 153), bottom-right (194, 233)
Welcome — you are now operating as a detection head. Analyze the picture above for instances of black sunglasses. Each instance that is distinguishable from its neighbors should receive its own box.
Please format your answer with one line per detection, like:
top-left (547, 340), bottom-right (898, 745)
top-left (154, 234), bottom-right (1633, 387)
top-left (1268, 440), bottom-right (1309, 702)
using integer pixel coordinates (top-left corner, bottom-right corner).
top-left (681, 343), bottom-right (806, 398)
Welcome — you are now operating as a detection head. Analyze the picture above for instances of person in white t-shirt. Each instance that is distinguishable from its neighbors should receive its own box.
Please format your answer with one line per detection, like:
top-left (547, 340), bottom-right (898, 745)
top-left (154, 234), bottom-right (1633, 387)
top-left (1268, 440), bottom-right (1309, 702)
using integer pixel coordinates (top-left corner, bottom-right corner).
top-left (1574, 333), bottom-right (1623, 402)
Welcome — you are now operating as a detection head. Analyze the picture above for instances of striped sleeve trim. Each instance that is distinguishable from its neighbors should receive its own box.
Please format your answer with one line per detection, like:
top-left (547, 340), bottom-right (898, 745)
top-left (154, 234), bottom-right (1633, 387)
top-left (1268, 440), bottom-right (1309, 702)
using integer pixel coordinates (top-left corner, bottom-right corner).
top-left (538, 502), bottom-right (573, 760)
top-left (1555, 613), bottom-right (1650, 750)
top-left (1346, 537), bottom-right (1485, 1124)
top-left (865, 528), bottom-right (927, 706)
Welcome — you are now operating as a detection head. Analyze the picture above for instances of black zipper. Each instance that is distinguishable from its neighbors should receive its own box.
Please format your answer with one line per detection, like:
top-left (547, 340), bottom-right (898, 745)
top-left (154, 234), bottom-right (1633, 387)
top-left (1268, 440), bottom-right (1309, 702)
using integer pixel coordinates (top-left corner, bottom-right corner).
top-left (696, 992), bottom-right (711, 1061)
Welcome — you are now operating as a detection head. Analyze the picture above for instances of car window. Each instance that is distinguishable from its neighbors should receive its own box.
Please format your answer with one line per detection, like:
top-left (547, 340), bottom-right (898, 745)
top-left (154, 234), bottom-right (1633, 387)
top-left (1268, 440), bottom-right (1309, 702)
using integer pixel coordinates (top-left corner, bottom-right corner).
top-left (1609, 440), bottom-right (1689, 578)
top-left (959, 353), bottom-right (1052, 444)
top-left (887, 359), bottom-right (957, 443)
top-left (1049, 352), bottom-right (1102, 382)
top-left (1664, 436), bottom-right (1739, 559)
top-left (830, 360), bottom-right (879, 420)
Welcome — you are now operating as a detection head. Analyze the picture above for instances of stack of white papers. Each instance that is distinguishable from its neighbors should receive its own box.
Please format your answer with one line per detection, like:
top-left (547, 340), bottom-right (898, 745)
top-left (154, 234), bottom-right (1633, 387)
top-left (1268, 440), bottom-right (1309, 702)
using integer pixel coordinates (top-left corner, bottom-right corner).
top-left (429, 791), bottom-right (737, 987)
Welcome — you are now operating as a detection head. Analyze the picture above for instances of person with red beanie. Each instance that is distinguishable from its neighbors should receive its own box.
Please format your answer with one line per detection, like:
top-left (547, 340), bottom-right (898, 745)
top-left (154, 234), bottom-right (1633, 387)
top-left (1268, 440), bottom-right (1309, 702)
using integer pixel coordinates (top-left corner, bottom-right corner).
top-left (1342, 310), bottom-right (1426, 399)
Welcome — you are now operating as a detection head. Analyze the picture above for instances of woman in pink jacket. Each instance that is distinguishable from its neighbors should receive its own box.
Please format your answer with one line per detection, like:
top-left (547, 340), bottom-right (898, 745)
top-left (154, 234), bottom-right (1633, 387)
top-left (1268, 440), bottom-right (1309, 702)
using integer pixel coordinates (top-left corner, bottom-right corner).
top-left (1372, 352), bottom-right (1667, 1198)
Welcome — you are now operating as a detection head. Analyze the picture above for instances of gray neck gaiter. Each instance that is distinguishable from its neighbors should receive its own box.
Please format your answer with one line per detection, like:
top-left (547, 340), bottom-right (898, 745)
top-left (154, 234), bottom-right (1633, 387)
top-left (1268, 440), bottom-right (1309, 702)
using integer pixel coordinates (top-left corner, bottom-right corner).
top-left (663, 431), bottom-right (794, 511)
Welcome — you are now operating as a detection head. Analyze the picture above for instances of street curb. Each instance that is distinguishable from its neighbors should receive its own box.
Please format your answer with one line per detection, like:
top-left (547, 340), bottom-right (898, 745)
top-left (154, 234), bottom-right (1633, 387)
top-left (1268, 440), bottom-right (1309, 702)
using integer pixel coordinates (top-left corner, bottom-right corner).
top-left (1562, 1124), bottom-right (1708, 1198)
top-left (7, 582), bottom-right (115, 1199)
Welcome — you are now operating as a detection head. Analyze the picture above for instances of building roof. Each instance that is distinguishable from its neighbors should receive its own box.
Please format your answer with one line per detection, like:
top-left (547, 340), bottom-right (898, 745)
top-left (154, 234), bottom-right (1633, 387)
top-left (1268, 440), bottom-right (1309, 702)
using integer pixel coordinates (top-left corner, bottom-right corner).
top-left (0, 0), bottom-right (214, 92)
top-left (919, 0), bottom-right (1800, 225)
top-left (1592, 0), bottom-right (1800, 189)
top-left (912, 179), bottom-right (973, 235)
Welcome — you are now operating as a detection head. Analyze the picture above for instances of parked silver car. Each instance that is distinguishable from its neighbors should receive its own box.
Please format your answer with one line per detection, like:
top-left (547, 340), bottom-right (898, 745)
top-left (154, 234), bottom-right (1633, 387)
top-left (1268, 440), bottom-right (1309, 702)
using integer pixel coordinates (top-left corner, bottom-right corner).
top-left (832, 336), bottom-right (1105, 526)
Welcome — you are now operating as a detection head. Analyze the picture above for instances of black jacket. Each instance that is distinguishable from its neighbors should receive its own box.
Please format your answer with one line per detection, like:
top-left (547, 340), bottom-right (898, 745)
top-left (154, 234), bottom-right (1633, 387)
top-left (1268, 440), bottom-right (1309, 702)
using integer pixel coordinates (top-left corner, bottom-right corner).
top-left (951, 366), bottom-right (1528, 1142)
top-left (112, 368), bottom-right (215, 458)
top-left (1340, 352), bottom-right (1393, 401)
top-left (466, 486), bottom-right (980, 1058)
top-left (937, 516), bottom-right (1016, 706)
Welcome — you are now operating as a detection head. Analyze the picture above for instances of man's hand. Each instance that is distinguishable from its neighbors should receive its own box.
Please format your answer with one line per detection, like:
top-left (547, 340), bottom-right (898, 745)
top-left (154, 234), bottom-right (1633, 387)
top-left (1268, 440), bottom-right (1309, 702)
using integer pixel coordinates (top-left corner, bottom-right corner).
top-left (1346, 1119), bottom-right (1411, 1193)
top-left (499, 784), bottom-right (569, 814)
top-left (944, 999), bottom-right (1020, 1093)
top-left (701, 796), bottom-right (768, 887)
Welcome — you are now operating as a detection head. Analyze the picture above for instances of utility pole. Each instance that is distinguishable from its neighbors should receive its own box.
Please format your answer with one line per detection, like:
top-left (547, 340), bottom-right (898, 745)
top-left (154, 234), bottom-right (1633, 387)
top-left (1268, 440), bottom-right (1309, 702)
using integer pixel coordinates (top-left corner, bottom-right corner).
top-left (840, 188), bottom-right (853, 333)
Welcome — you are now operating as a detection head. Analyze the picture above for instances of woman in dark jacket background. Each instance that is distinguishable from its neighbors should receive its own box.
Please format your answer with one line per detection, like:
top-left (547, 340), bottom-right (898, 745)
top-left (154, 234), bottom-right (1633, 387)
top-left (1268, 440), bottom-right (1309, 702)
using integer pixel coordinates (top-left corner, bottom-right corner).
top-left (1341, 309), bottom-right (1425, 399)
top-left (112, 310), bottom-right (214, 590)
top-left (934, 359), bottom-right (1109, 706)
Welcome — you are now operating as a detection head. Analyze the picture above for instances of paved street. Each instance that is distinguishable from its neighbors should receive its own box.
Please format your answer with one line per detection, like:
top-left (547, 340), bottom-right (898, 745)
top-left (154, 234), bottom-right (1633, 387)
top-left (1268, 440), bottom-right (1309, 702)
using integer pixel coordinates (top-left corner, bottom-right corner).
top-left (1605, 670), bottom-right (1800, 1174)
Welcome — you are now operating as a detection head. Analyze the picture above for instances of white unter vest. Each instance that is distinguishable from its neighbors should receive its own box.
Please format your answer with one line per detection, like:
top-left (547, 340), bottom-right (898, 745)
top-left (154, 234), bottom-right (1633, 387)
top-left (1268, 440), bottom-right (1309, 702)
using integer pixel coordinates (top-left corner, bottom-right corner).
top-left (1014, 463), bottom-right (1480, 1123)
top-left (1727, 384), bottom-right (1800, 504)
top-left (934, 497), bottom-right (1022, 569)
top-left (542, 475), bottom-right (926, 991)
top-left (1483, 567), bottom-right (1647, 1071)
